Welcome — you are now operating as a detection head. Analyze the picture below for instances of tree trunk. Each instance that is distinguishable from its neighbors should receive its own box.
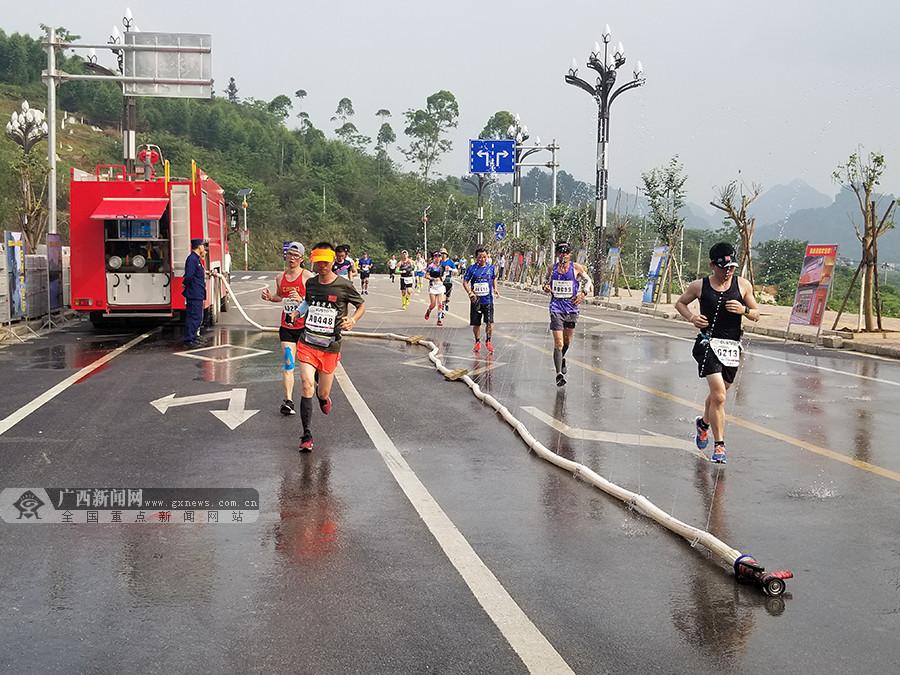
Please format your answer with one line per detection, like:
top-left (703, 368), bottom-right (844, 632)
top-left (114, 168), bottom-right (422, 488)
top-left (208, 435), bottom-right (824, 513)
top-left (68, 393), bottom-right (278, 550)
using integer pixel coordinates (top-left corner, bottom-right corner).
top-left (863, 200), bottom-right (876, 332)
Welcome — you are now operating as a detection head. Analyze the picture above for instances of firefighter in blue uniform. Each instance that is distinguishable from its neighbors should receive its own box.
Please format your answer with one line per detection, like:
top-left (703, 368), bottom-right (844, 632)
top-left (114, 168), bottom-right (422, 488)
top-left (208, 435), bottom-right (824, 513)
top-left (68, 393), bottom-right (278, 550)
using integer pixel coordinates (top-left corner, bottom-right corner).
top-left (182, 239), bottom-right (207, 346)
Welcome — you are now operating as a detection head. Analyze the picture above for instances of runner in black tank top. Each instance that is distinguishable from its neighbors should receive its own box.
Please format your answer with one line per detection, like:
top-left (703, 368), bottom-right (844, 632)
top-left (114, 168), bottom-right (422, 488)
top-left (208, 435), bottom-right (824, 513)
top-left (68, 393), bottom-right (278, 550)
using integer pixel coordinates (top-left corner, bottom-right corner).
top-left (675, 242), bottom-right (760, 463)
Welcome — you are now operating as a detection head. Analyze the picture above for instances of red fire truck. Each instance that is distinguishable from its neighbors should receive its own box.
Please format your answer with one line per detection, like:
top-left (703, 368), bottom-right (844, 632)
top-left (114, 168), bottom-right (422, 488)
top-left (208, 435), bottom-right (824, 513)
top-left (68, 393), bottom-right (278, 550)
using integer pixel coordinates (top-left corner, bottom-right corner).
top-left (69, 151), bottom-right (231, 328)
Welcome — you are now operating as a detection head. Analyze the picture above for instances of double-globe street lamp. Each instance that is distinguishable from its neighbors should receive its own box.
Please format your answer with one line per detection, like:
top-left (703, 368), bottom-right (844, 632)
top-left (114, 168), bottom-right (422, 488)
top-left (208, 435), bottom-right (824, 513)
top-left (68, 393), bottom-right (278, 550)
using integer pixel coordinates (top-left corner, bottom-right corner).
top-left (565, 25), bottom-right (645, 292)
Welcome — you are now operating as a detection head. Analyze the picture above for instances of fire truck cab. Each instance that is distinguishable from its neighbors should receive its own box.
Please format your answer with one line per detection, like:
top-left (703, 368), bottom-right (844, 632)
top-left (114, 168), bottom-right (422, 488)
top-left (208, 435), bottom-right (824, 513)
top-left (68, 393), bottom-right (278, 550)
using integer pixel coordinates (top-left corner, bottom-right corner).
top-left (69, 157), bottom-right (231, 327)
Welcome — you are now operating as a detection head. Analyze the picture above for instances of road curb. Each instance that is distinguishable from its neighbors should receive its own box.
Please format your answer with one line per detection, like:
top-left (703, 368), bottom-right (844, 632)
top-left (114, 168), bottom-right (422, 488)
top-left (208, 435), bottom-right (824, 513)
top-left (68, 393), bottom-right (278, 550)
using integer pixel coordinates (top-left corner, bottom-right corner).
top-left (499, 280), bottom-right (899, 359)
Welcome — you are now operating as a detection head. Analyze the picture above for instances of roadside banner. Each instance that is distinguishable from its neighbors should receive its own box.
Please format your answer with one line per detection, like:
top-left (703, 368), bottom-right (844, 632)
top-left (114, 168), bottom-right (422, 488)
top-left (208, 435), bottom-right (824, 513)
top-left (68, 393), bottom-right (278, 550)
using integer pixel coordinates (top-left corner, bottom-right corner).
top-left (5, 232), bottom-right (26, 319)
top-left (600, 247), bottom-right (621, 297)
top-left (642, 246), bottom-right (669, 304)
top-left (788, 244), bottom-right (838, 327)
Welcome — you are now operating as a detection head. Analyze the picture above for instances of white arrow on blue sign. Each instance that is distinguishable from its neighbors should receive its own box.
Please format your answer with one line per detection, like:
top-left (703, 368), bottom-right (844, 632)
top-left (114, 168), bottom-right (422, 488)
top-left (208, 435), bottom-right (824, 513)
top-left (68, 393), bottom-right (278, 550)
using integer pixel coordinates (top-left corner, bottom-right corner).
top-left (469, 140), bottom-right (516, 174)
top-left (495, 222), bottom-right (506, 240)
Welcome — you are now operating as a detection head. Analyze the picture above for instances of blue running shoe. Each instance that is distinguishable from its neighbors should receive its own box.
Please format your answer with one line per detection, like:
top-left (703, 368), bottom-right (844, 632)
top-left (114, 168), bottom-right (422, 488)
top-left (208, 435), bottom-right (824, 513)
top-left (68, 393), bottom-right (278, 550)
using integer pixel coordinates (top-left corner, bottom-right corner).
top-left (695, 416), bottom-right (709, 450)
top-left (711, 445), bottom-right (727, 464)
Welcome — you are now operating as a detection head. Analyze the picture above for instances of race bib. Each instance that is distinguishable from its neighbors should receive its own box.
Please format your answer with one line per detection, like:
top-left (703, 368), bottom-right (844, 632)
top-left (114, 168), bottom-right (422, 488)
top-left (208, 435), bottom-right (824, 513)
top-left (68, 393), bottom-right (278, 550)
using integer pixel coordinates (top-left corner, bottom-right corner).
top-left (710, 338), bottom-right (741, 367)
top-left (473, 282), bottom-right (490, 297)
top-left (282, 297), bottom-right (301, 314)
top-left (306, 305), bottom-right (338, 334)
top-left (401, 277), bottom-right (413, 287)
top-left (552, 279), bottom-right (574, 298)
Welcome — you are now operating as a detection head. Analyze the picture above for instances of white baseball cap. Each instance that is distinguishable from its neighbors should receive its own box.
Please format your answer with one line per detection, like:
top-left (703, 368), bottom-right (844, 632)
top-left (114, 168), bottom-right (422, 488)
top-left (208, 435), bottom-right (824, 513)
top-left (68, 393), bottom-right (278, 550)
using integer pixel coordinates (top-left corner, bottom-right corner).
top-left (286, 241), bottom-right (304, 255)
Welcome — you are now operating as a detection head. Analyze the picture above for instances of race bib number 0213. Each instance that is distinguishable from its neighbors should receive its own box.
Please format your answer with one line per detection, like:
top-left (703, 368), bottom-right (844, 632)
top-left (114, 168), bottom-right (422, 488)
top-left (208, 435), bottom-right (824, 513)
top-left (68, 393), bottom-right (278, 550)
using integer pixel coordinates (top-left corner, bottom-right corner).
top-left (552, 279), bottom-right (574, 298)
top-left (709, 338), bottom-right (741, 367)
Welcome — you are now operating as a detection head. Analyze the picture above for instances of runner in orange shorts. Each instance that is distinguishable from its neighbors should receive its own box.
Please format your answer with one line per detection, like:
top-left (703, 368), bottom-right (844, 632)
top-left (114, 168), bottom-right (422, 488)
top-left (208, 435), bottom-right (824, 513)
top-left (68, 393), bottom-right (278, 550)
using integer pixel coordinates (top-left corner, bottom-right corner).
top-left (295, 242), bottom-right (366, 452)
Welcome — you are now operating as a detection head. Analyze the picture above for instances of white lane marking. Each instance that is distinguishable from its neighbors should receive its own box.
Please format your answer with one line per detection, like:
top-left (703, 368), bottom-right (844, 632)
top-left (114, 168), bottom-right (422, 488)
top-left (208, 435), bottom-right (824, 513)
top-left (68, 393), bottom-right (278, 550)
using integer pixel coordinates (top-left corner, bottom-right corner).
top-left (335, 365), bottom-right (573, 675)
top-left (521, 406), bottom-right (706, 460)
top-left (0, 332), bottom-right (153, 437)
top-left (173, 343), bottom-right (270, 363)
top-left (241, 275), bottom-right (251, 280)
top-left (150, 388), bottom-right (259, 430)
top-left (256, 275), bottom-right (268, 280)
top-left (500, 292), bottom-right (900, 388)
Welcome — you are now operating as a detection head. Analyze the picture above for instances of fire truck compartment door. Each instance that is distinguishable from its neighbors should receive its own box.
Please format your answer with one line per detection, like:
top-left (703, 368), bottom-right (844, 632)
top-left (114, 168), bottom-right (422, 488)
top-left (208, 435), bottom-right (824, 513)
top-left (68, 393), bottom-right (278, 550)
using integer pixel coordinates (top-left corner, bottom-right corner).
top-left (107, 273), bottom-right (171, 305)
top-left (90, 198), bottom-right (169, 220)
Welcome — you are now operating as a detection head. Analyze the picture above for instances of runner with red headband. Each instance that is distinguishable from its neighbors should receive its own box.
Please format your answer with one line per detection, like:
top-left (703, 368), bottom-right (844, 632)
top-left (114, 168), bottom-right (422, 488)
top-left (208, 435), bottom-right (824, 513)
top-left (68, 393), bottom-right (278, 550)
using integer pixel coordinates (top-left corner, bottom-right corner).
top-left (295, 242), bottom-right (366, 452)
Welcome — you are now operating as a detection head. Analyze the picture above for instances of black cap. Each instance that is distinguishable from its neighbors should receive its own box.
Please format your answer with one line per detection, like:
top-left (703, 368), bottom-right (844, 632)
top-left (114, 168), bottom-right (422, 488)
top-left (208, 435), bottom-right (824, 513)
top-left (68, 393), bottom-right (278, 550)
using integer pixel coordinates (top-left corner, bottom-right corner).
top-left (709, 242), bottom-right (738, 268)
top-left (190, 238), bottom-right (207, 249)
top-left (555, 241), bottom-right (571, 255)
top-left (336, 244), bottom-right (350, 253)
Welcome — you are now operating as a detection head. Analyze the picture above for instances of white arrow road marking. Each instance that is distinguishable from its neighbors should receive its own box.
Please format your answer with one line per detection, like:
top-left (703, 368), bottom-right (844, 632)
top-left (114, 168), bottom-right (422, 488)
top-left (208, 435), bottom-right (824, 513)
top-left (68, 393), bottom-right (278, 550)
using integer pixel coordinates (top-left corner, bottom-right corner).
top-left (150, 388), bottom-right (259, 430)
top-left (521, 406), bottom-right (706, 459)
top-left (174, 343), bottom-right (271, 363)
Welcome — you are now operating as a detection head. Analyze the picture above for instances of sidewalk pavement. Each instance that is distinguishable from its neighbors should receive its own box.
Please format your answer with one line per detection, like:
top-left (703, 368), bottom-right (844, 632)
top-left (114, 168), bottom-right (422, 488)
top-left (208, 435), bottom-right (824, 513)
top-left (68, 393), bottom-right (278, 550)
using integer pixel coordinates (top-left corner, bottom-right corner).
top-left (500, 280), bottom-right (900, 360)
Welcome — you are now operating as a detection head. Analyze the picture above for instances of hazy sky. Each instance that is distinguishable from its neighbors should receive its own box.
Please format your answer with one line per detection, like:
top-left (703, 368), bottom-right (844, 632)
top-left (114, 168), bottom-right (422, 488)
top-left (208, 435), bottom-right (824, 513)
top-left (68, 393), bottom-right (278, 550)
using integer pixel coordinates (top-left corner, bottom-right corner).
top-left (8, 1), bottom-right (900, 210)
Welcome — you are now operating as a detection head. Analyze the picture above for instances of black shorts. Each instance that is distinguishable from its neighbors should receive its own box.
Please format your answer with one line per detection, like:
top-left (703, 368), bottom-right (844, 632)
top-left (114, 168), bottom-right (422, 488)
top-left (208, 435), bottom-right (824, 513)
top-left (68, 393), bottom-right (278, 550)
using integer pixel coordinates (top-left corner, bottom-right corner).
top-left (692, 335), bottom-right (738, 384)
top-left (360, 271), bottom-right (370, 279)
top-left (549, 312), bottom-right (578, 331)
top-left (470, 302), bottom-right (494, 326)
top-left (279, 326), bottom-right (304, 343)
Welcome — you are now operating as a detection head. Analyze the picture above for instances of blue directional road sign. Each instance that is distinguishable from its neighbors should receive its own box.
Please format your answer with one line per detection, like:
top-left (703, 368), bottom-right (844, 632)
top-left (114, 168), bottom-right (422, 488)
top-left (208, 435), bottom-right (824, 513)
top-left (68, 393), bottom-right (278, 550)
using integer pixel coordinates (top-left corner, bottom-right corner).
top-left (469, 139), bottom-right (516, 174)
top-left (495, 222), bottom-right (506, 241)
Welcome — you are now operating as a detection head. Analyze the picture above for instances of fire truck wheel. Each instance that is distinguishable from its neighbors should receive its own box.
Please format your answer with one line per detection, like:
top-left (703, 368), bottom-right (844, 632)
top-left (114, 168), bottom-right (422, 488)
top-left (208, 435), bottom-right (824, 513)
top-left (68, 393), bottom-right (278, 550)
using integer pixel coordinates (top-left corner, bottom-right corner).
top-left (204, 286), bottom-right (220, 327)
top-left (89, 311), bottom-right (105, 329)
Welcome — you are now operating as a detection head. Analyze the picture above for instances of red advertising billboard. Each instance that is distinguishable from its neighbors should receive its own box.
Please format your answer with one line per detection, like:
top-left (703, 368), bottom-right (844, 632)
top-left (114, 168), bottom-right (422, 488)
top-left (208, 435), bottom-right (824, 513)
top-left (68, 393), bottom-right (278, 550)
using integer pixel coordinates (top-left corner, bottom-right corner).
top-left (789, 244), bottom-right (838, 327)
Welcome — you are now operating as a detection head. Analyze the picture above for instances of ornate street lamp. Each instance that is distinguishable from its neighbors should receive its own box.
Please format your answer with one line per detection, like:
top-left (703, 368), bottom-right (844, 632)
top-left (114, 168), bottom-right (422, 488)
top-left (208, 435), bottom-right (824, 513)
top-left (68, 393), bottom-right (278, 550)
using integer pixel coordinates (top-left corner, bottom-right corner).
top-left (565, 25), bottom-right (645, 292)
top-left (5, 101), bottom-right (49, 154)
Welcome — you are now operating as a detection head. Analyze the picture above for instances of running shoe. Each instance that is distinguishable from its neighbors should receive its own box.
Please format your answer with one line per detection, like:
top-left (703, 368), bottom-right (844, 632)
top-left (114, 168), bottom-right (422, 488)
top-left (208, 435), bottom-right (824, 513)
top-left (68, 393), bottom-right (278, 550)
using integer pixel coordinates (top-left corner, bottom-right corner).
top-left (556, 373), bottom-right (567, 387)
top-left (694, 416), bottom-right (709, 450)
top-left (436, 320), bottom-right (443, 326)
top-left (561, 358), bottom-right (567, 375)
top-left (711, 445), bottom-right (727, 464)
top-left (299, 434), bottom-right (314, 452)
top-left (424, 308), bottom-right (431, 320)
top-left (486, 340), bottom-right (494, 354)
top-left (473, 341), bottom-right (481, 353)
top-left (318, 397), bottom-right (332, 415)
top-left (280, 399), bottom-right (296, 416)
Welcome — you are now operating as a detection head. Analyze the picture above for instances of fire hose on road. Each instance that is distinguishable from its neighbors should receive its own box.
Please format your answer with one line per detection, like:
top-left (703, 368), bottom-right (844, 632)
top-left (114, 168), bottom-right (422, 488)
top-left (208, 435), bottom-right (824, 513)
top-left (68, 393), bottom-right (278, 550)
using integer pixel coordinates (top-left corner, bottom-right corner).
top-left (214, 272), bottom-right (793, 597)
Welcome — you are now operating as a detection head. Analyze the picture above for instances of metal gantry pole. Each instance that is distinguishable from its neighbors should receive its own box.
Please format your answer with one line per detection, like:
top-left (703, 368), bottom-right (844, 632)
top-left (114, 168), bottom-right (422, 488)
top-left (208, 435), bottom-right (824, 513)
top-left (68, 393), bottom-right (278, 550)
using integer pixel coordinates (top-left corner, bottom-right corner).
top-left (46, 27), bottom-right (57, 235)
top-left (243, 204), bottom-right (248, 271)
top-left (550, 140), bottom-right (558, 260)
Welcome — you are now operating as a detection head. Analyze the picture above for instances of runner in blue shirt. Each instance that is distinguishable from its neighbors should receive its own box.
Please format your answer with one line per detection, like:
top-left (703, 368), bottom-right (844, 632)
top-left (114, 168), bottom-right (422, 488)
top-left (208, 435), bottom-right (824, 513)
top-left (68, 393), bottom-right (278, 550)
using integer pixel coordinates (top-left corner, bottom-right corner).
top-left (358, 252), bottom-right (373, 295)
top-left (462, 247), bottom-right (498, 354)
top-left (439, 248), bottom-right (457, 312)
top-left (332, 244), bottom-right (355, 283)
top-left (542, 241), bottom-right (592, 386)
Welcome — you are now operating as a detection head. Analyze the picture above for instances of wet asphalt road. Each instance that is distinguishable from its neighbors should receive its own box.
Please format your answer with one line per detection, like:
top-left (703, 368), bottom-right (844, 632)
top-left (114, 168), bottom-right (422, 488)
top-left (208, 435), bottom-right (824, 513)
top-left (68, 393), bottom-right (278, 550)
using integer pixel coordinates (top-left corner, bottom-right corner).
top-left (1, 273), bottom-right (899, 673)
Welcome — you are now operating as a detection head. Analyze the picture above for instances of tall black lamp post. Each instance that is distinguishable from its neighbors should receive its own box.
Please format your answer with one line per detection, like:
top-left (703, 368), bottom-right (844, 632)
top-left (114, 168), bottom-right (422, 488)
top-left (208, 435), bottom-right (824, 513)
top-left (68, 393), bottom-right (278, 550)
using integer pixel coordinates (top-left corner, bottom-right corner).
top-left (565, 25), bottom-right (644, 293)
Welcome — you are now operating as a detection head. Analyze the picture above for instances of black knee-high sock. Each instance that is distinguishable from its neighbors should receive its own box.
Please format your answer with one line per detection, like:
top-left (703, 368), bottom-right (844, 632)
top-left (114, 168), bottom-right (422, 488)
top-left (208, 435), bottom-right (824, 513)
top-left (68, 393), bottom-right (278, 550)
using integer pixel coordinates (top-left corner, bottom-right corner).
top-left (553, 348), bottom-right (563, 374)
top-left (300, 396), bottom-right (313, 436)
top-left (561, 343), bottom-right (570, 357)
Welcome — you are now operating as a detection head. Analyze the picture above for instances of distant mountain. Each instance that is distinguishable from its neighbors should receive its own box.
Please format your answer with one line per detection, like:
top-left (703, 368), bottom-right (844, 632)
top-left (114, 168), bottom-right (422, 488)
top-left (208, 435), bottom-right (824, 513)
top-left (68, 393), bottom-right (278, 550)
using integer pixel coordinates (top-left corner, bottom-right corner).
top-left (756, 188), bottom-right (900, 262)
top-left (749, 179), bottom-right (832, 226)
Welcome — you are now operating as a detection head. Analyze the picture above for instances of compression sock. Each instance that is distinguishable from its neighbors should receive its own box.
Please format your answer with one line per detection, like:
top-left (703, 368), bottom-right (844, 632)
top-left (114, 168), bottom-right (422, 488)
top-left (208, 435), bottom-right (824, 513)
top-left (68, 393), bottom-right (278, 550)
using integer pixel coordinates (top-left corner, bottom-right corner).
top-left (562, 343), bottom-right (570, 357)
top-left (300, 396), bottom-right (313, 436)
top-left (553, 348), bottom-right (563, 375)
top-left (698, 418), bottom-right (710, 430)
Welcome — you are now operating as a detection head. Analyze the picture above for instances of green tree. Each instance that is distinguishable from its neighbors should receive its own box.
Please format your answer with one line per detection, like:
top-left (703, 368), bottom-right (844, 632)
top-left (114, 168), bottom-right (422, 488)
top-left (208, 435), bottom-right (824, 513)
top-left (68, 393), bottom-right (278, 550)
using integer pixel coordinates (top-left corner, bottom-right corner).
top-left (267, 94), bottom-right (293, 121)
top-left (641, 156), bottom-right (687, 302)
top-left (225, 77), bottom-right (239, 103)
top-left (479, 111), bottom-right (515, 140)
top-left (403, 90), bottom-right (459, 180)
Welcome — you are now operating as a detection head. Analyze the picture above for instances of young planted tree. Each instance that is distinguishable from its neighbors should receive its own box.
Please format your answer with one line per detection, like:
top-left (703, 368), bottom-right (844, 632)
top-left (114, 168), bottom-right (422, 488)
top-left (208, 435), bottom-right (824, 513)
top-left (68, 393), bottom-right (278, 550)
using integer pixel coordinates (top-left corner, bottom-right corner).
top-left (830, 149), bottom-right (897, 331)
top-left (403, 90), bottom-right (459, 180)
top-left (709, 176), bottom-right (762, 287)
top-left (641, 156), bottom-right (687, 303)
